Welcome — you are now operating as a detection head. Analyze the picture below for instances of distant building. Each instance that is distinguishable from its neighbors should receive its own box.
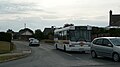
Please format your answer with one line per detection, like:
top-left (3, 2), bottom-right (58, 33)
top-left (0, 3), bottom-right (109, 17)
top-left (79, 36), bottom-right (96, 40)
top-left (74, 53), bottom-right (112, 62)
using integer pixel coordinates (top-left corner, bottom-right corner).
top-left (19, 28), bottom-right (34, 40)
top-left (13, 32), bottom-right (20, 40)
top-left (109, 10), bottom-right (120, 26)
top-left (43, 26), bottom-right (55, 39)
top-left (43, 28), bottom-right (53, 36)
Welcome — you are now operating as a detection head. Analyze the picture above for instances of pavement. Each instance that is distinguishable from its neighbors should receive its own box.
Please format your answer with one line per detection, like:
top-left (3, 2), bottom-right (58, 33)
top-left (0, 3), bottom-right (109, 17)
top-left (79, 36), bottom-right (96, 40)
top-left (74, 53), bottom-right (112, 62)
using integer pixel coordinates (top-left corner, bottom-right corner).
top-left (0, 41), bottom-right (32, 63)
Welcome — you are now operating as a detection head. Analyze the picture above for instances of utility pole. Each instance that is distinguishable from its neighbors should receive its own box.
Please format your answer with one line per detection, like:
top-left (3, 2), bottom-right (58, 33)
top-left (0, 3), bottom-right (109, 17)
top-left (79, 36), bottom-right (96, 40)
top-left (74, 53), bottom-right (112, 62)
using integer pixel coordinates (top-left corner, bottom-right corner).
top-left (24, 23), bottom-right (27, 40)
top-left (24, 23), bottom-right (26, 29)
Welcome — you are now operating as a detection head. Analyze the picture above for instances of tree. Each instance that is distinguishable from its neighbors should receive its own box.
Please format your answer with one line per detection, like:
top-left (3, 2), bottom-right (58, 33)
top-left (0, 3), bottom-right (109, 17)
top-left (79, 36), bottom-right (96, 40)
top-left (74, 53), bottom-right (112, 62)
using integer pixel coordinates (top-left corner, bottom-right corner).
top-left (7, 29), bottom-right (14, 33)
top-left (63, 23), bottom-right (74, 28)
top-left (109, 28), bottom-right (120, 37)
top-left (0, 32), bottom-right (12, 42)
top-left (34, 29), bottom-right (44, 41)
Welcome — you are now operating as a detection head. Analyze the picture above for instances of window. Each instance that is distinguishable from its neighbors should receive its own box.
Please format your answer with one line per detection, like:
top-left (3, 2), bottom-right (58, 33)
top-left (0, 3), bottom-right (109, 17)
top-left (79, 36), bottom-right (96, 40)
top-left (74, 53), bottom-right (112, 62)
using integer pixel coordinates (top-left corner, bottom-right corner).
top-left (94, 39), bottom-right (103, 45)
top-left (57, 31), bottom-right (68, 40)
top-left (93, 39), bottom-right (97, 44)
top-left (54, 32), bottom-right (59, 38)
top-left (63, 31), bottom-right (67, 40)
top-left (110, 38), bottom-right (120, 46)
top-left (103, 39), bottom-right (111, 46)
top-left (58, 31), bottom-right (62, 40)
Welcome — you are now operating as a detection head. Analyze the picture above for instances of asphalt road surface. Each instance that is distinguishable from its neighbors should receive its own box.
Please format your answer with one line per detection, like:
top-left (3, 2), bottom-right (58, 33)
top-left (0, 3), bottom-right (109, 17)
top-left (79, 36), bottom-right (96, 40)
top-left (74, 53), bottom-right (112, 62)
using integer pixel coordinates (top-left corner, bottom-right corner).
top-left (0, 41), bottom-right (120, 67)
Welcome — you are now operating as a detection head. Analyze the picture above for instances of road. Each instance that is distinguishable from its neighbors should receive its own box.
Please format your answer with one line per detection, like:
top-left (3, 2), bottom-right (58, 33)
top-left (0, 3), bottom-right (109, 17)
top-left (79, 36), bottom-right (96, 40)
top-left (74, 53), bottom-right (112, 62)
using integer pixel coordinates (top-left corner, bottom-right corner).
top-left (0, 41), bottom-right (120, 67)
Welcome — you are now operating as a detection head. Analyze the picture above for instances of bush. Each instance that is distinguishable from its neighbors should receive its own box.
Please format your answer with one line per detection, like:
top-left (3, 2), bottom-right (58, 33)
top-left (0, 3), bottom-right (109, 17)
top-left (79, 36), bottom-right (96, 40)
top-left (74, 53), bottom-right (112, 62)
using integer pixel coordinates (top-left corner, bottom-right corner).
top-left (44, 40), bottom-right (55, 43)
top-left (0, 32), bottom-right (12, 42)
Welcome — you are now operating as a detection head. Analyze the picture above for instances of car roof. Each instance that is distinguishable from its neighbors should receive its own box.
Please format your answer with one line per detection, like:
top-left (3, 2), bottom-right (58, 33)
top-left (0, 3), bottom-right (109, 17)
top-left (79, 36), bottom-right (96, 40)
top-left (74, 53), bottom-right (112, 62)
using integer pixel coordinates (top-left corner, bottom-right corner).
top-left (95, 37), bottom-right (120, 39)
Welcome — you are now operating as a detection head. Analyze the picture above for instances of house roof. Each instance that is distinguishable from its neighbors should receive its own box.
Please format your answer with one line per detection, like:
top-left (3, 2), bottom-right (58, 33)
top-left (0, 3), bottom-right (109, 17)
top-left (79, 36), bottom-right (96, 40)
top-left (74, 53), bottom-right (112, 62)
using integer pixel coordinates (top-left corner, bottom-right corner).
top-left (43, 28), bottom-right (54, 35)
top-left (7, 29), bottom-right (14, 33)
top-left (19, 28), bottom-right (34, 35)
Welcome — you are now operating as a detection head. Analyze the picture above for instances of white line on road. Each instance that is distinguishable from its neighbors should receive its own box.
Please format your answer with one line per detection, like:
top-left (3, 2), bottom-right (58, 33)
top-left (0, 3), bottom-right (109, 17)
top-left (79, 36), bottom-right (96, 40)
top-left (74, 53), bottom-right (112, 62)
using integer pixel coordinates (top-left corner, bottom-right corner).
top-left (75, 57), bottom-right (81, 60)
top-left (65, 53), bottom-right (73, 56)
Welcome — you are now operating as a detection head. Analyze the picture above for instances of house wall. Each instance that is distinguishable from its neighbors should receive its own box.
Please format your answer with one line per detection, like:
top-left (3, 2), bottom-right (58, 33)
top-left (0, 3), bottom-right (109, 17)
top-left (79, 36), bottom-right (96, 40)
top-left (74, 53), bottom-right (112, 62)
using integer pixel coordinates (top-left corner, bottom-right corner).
top-left (21, 31), bottom-right (33, 35)
top-left (20, 35), bottom-right (32, 40)
top-left (20, 31), bottom-right (33, 40)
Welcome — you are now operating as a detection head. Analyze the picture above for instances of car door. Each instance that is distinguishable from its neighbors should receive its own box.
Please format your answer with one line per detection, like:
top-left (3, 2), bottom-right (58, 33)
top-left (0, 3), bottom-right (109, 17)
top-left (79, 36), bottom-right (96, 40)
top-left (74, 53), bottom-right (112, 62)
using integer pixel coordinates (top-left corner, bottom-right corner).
top-left (92, 38), bottom-right (103, 56)
top-left (100, 39), bottom-right (113, 57)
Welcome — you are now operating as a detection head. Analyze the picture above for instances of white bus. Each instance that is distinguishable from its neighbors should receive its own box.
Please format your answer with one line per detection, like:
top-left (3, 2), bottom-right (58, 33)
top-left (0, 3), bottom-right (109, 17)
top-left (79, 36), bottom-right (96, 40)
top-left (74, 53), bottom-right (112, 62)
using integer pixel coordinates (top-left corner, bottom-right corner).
top-left (54, 26), bottom-right (91, 52)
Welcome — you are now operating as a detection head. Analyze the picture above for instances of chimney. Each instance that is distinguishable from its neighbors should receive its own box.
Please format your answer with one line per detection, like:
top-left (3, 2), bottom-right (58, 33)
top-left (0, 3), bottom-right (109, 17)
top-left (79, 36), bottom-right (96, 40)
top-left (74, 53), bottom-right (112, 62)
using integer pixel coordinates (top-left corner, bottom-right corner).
top-left (109, 10), bottom-right (112, 26)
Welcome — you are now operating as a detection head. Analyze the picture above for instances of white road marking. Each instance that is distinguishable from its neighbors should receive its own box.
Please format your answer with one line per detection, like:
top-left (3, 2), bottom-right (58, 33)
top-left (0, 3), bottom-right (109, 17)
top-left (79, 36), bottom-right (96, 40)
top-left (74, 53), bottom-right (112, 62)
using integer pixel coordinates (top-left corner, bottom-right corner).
top-left (75, 57), bottom-right (81, 60)
top-left (65, 53), bottom-right (73, 56)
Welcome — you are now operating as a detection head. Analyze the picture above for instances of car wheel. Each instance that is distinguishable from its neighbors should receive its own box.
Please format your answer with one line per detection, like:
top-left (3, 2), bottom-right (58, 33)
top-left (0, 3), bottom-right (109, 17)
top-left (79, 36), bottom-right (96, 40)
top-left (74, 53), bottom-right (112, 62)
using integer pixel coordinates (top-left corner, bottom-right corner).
top-left (91, 51), bottom-right (97, 58)
top-left (64, 45), bottom-right (66, 51)
top-left (113, 53), bottom-right (120, 62)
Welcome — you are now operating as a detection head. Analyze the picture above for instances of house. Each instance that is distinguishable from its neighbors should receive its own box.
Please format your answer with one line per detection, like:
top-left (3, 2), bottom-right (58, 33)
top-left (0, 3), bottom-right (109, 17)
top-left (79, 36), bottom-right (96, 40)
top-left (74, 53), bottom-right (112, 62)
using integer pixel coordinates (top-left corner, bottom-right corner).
top-left (43, 28), bottom-right (54, 36)
top-left (13, 32), bottom-right (20, 40)
top-left (43, 26), bottom-right (55, 39)
top-left (109, 10), bottom-right (120, 26)
top-left (19, 28), bottom-right (34, 40)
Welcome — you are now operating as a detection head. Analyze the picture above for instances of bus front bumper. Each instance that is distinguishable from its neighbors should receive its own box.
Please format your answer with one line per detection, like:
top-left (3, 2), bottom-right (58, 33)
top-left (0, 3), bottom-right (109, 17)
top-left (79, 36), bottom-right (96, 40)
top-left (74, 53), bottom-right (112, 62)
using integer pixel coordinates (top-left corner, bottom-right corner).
top-left (66, 46), bottom-right (90, 52)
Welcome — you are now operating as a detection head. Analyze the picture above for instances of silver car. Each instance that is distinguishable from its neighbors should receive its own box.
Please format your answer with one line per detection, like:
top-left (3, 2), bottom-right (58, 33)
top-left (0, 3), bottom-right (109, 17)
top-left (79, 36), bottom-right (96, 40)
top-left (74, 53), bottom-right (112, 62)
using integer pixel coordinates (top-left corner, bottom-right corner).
top-left (29, 39), bottom-right (40, 46)
top-left (91, 37), bottom-right (120, 62)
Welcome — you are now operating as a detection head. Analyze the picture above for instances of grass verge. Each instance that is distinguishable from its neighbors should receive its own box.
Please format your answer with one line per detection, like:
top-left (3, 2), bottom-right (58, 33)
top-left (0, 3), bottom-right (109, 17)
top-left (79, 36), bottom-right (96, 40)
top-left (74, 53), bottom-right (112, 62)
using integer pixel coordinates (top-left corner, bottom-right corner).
top-left (42, 40), bottom-right (55, 43)
top-left (0, 54), bottom-right (22, 61)
top-left (0, 41), bottom-right (16, 54)
top-left (0, 53), bottom-right (28, 63)
top-left (0, 42), bottom-right (31, 63)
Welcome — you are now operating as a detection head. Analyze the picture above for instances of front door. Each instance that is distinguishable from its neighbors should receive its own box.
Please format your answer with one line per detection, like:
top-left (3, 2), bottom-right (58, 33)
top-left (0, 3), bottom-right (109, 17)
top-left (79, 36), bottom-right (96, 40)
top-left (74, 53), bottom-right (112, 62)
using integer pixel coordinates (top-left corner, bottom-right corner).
top-left (101, 39), bottom-right (113, 57)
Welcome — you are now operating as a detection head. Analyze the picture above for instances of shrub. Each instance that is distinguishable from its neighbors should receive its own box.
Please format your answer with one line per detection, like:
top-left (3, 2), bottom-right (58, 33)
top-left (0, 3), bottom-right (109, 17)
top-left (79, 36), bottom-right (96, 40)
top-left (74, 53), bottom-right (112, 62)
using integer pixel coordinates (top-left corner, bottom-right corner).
top-left (44, 40), bottom-right (55, 43)
top-left (0, 32), bottom-right (12, 42)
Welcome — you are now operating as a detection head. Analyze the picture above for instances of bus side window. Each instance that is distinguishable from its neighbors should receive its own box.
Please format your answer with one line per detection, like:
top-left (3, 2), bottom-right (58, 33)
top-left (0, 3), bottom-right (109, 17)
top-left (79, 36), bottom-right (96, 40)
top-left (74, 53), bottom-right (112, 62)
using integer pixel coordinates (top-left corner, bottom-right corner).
top-left (67, 31), bottom-right (70, 40)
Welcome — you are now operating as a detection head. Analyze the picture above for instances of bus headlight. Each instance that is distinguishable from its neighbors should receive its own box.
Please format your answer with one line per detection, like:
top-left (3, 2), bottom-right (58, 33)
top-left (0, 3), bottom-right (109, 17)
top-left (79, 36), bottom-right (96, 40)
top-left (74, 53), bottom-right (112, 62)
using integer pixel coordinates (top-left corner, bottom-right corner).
top-left (69, 45), bottom-right (75, 47)
top-left (79, 41), bottom-right (86, 46)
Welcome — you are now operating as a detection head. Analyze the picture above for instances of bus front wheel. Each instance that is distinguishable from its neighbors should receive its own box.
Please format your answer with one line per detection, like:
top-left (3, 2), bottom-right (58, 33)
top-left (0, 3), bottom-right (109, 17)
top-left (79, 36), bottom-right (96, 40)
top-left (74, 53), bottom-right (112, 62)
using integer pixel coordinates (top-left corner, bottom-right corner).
top-left (64, 45), bottom-right (66, 51)
top-left (56, 44), bottom-right (58, 49)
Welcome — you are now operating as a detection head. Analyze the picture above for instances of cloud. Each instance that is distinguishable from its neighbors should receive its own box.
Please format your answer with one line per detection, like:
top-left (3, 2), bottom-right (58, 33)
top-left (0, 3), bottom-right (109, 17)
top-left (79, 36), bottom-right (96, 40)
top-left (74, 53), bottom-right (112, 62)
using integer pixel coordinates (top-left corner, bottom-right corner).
top-left (0, 0), bottom-right (119, 32)
top-left (0, 0), bottom-right (58, 21)
top-left (0, 1), bottom-right (50, 21)
top-left (0, 2), bottom-right (36, 14)
top-left (0, 15), bottom-right (109, 32)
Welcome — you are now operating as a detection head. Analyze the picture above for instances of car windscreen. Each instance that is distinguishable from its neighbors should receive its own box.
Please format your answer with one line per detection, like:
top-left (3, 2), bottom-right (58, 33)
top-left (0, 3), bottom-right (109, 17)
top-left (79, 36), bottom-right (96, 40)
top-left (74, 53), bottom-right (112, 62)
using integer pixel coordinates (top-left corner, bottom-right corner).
top-left (110, 38), bottom-right (120, 46)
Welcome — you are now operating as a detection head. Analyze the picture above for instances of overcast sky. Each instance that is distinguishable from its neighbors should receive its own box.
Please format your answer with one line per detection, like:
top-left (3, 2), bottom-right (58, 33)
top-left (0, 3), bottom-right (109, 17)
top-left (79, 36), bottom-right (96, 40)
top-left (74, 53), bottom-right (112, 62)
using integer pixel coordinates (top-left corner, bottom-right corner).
top-left (0, 0), bottom-right (120, 32)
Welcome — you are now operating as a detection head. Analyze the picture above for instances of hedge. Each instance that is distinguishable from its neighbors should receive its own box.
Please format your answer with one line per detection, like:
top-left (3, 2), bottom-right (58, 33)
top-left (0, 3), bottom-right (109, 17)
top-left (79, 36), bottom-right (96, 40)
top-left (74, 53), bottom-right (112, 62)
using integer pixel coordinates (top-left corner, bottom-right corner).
top-left (0, 32), bottom-right (12, 42)
top-left (43, 40), bottom-right (55, 43)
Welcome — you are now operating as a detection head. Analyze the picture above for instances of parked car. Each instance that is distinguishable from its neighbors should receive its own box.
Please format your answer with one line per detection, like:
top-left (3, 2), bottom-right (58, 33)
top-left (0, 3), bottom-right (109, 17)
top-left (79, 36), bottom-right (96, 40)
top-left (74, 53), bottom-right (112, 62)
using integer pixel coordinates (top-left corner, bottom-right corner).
top-left (29, 38), bottom-right (35, 42)
top-left (29, 39), bottom-right (40, 46)
top-left (91, 37), bottom-right (120, 62)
